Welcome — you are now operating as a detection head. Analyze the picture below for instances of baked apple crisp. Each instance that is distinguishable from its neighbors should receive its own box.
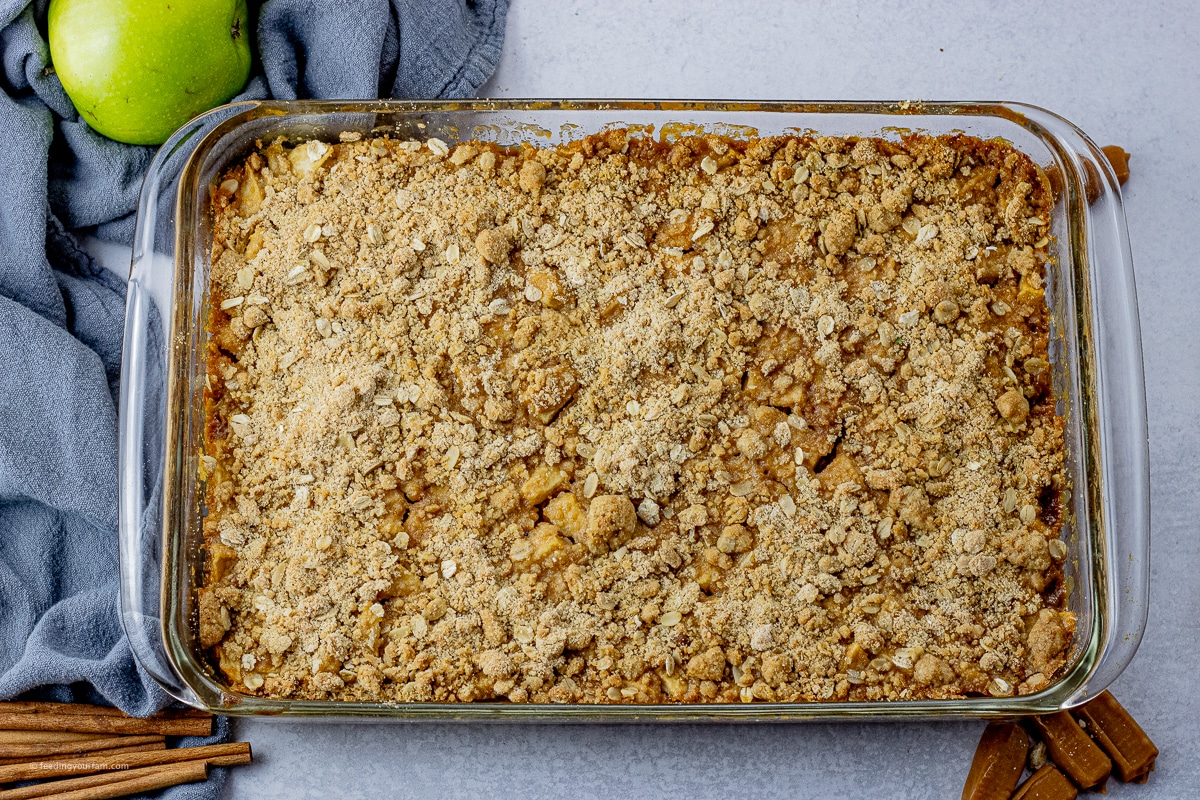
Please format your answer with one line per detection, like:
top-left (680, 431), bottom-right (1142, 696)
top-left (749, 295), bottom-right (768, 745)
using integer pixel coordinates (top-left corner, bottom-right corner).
top-left (200, 128), bottom-right (1071, 704)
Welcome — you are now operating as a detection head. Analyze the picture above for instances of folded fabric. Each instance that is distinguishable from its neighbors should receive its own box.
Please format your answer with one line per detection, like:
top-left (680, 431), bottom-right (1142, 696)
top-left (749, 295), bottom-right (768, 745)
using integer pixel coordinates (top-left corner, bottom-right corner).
top-left (0, 0), bottom-right (506, 795)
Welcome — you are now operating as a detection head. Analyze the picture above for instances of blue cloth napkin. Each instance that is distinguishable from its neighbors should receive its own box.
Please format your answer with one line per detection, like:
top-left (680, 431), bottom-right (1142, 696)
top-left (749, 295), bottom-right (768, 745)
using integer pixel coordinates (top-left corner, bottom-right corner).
top-left (0, 0), bottom-right (505, 795)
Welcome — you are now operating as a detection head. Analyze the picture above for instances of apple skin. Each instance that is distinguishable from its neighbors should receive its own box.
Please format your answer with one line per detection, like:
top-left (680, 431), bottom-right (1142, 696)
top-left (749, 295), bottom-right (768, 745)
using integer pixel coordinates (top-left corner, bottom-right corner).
top-left (48, 0), bottom-right (252, 145)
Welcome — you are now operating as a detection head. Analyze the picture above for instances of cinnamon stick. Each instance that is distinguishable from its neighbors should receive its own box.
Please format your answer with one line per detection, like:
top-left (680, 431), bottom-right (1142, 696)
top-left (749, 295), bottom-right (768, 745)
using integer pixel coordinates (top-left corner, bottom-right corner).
top-left (0, 742), bottom-right (250, 784)
top-left (0, 760), bottom-right (207, 800)
top-left (0, 705), bottom-right (211, 737)
top-left (0, 734), bottom-right (108, 746)
top-left (0, 705), bottom-right (127, 717)
top-left (73, 742), bottom-right (167, 758)
top-left (0, 742), bottom-right (164, 768)
top-left (0, 704), bottom-right (207, 720)
top-left (0, 737), bottom-right (163, 760)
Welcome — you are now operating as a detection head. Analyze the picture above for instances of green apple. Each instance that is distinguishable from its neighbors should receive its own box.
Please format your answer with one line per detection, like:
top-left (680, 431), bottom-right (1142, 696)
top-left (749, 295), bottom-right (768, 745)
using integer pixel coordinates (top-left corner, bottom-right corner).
top-left (48, 0), bottom-right (252, 145)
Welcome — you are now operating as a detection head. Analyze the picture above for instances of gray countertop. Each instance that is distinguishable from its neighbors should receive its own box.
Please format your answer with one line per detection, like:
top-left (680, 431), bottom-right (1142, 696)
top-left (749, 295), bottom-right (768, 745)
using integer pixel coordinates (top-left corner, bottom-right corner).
top-left (224, 1), bottom-right (1200, 796)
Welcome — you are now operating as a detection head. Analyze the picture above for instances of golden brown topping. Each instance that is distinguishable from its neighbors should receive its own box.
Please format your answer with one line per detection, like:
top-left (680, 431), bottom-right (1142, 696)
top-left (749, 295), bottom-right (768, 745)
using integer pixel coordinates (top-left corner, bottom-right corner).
top-left (1027, 609), bottom-right (1069, 673)
top-left (196, 590), bottom-right (226, 649)
top-left (732, 212), bottom-right (758, 240)
top-left (203, 131), bottom-right (1066, 705)
top-left (933, 299), bottom-right (961, 324)
top-left (685, 647), bottom-right (728, 682)
top-left (475, 650), bottom-right (515, 679)
top-left (584, 495), bottom-right (636, 554)
top-left (716, 524), bottom-right (753, 554)
top-left (914, 654), bottom-right (955, 687)
top-left (475, 227), bottom-right (512, 264)
top-left (996, 388), bottom-right (1031, 423)
top-left (822, 209), bottom-right (857, 255)
top-left (518, 159), bottom-right (547, 192)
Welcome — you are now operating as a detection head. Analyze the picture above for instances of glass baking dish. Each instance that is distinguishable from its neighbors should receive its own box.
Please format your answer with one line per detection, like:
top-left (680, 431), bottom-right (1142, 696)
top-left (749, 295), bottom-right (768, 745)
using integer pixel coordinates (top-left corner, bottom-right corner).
top-left (117, 100), bottom-right (1148, 720)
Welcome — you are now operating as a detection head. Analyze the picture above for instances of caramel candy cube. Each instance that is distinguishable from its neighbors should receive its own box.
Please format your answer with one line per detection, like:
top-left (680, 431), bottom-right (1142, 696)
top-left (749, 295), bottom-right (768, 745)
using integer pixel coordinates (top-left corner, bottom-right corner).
top-left (1101, 145), bottom-right (1130, 186)
top-left (962, 721), bottom-right (1030, 800)
top-left (1031, 711), bottom-right (1111, 791)
top-left (1073, 691), bottom-right (1158, 782)
top-left (1011, 765), bottom-right (1078, 800)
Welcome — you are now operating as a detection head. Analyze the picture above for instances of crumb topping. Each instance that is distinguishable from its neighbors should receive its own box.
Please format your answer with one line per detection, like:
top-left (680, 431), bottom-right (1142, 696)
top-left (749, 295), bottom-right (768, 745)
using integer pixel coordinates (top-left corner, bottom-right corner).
top-left (201, 130), bottom-right (1070, 704)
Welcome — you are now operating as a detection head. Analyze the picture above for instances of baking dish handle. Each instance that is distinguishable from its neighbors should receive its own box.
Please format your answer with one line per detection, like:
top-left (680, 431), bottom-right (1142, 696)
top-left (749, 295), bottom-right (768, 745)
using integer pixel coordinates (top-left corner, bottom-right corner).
top-left (119, 277), bottom-right (199, 706)
top-left (1062, 132), bottom-right (1151, 704)
top-left (117, 112), bottom-right (238, 708)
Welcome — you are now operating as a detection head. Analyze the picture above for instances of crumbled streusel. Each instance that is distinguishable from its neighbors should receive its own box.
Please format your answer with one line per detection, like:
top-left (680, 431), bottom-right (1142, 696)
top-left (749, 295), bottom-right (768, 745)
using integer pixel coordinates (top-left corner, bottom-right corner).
top-left (201, 130), bottom-right (1071, 704)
